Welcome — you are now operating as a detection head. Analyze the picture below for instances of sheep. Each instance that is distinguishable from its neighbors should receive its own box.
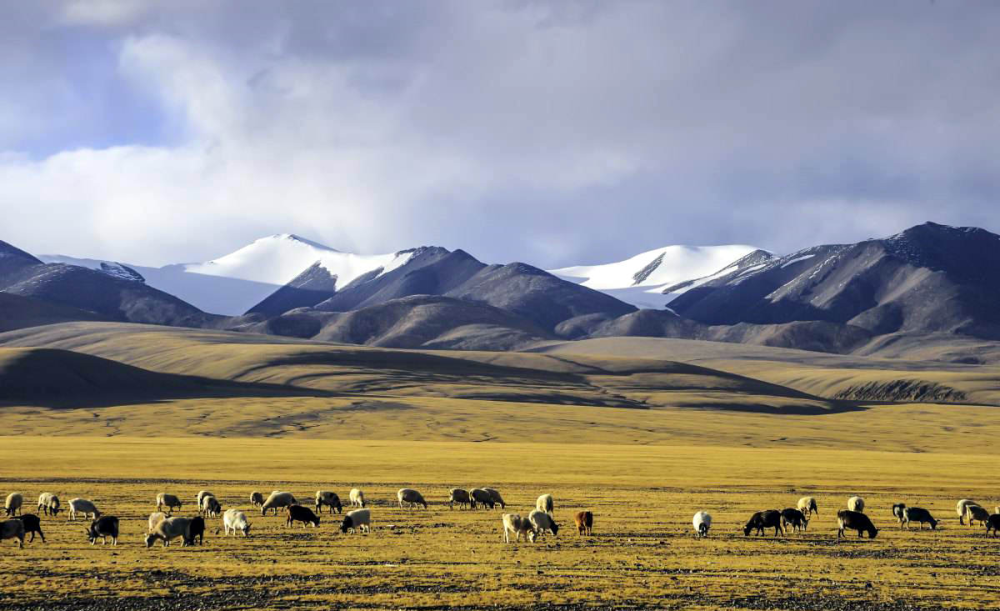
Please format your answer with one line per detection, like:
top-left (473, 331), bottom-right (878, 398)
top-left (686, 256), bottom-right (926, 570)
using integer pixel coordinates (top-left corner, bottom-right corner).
top-left (847, 496), bottom-right (865, 513)
top-left (186, 516), bottom-right (206, 545)
top-left (985, 514), bottom-right (1000, 538)
top-left (693, 511), bottom-right (712, 538)
top-left (528, 509), bottom-right (558, 540)
top-left (4, 493), bottom-right (23, 517)
top-left (797, 496), bottom-right (818, 518)
top-left (261, 491), bottom-right (297, 516)
top-left (781, 508), bottom-right (809, 533)
top-left (892, 503), bottom-right (907, 527)
top-left (196, 490), bottom-right (214, 508)
top-left (957, 499), bottom-right (978, 525)
top-left (349, 488), bottom-right (366, 509)
top-left (148, 512), bottom-right (168, 533)
top-left (200, 494), bottom-right (222, 518)
top-left (17, 514), bottom-right (44, 543)
top-left (223, 509), bottom-right (251, 537)
top-left (744, 510), bottom-right (783, 537)
top-left (156, 493), bottom-right (183, 514)
top-left (449, 488), bottom-right (471, 510)
top-left (837, 510), bottom-right (877, 539)
top-left (965, 503), bottom-right (990, 528)
top-left (315, 491), bottom-right (342, 514)
top-left (397, 488), bottom-right (428, 510)
top-left (67, 498), bottom-right (100, 521)
top-left (484, 488), bottom-right (506, 509)
top-left (145, 517), bottom-right (192, 547)
top-left (1, 519), bottom-right (25, 548)
top-left (87, 516), bottom-right (119, 545)
top-left (502, 513), bottom-right (534, 543)
top-left (536, 494), bottom-right (554, 516)
top-left (575, 511), bottom-right (594, 536)
top-left (286, 505), bottom-right (321, 528)
top-left (469, 488), bottom-right (494, 510)
top-left (250, 491), bottom-right (265, 508)
top-left (37, 493), bottom-right (60, 517)
top-left (340, 508), bottom-right (371, 534)
top-left (902, 507), bottom-right (938, 530)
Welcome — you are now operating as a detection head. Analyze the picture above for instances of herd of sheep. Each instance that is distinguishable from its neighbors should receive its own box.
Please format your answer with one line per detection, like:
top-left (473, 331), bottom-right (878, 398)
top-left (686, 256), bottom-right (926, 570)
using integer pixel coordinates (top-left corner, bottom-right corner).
top-left (4, 488), bottom-right (1000, 549)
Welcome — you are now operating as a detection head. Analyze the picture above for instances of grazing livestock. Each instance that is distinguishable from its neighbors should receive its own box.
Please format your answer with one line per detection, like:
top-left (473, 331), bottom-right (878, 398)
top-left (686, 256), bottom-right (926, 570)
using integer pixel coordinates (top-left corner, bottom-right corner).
top-left (797, 497), bottom-right (818, 517)
top-left (68, 498), bottom-right (100, 521)
top-left (536, 494), bottom-right (554, 516)
top-left (145, 516), bottom-right (192, 547)
top-left (349, 489), bottom-right (366, 509)
top-left (744, 510), bottom-right (783, 537)
top-left (484, 488), bottom-right (506, 509)
top-left (340, 509), bottom-right (371, 534)
top-left (781, 508), bottom-right (809, 533)
top-left (902, 507), bottom-right (938, 530)
top-left (196, 491), bottom-right (213, 508)
top-left (470, 488), bottom-right (494, 510)
top-left (156, 493), bottom-right (182, 514)
top-left (693, 511), bottom-right (712, 538)
top-left (892, 503), bottom-right (907, 527)
top-left (286, 505), bottom-right (321, 528)
top-left (87, 516), bottom-right (119, 545)
top-left (965, 503), bottom-right (990, 528)
top-left (223, 509), bottom-right (251, 537)
top-left (261, 491), bottom-right (297, 516)
top-left (250, 491), bottom-right (265, 508)
top-left (17, 514), bottom-right (44, 543)
top-left (200, 495), bottom-right (222, 518)
top-left (37, 493), bottom-right (60, 516)
top-left (1, 519), bottom-right (25, 548)
top-left (397, 488), bottom-right (428, 510)
top-left (449, 488), bottom-right (471, 510)
top-left (575, 511), bottom-right (594, 536)
top-left (148, 512), bottom-right (167, 533)
top-left (528, 509), bottom-right (558, 540)
top-left (847, 496), bottom-right (865, 513)
top-left (315, 491), bottom-right (342, 514)
top-left (957, 499), bottom-right (979, 525)
top-left (985, 514), bottom-right (1000, 538)
top-left (186, 516), bottom-right (206, 545)
top-left (4, 493), bottom-right (23, 517)
top-left (502, 513), bottom-right (534, 543)
top-left (837, 510), bottom-right (878, 539)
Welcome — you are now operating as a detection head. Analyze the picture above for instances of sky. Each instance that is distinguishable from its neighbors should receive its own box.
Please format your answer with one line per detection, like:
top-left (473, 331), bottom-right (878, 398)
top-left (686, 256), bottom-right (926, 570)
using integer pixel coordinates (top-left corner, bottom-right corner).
top-left (1, 0), bottom-right (998, 268)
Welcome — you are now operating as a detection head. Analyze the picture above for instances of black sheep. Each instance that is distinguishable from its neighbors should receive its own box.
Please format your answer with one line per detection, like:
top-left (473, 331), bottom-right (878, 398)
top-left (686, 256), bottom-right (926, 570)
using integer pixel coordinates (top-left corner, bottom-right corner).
top-left (17, 514), bottom-right (44, 543)
top-left (286, 504), bottom-right (321, 528)
top-left (837, 510), bottom-right (878, 539)
top-left (186, 516), bottom-right (206, 545)
top-left (744, 510), bottom-right (783, 537)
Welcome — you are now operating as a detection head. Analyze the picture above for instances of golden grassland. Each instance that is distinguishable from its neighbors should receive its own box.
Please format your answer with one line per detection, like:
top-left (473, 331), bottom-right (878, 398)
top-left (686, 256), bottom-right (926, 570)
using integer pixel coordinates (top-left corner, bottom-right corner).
top-left (2, 437), bottom-right (1000, 610)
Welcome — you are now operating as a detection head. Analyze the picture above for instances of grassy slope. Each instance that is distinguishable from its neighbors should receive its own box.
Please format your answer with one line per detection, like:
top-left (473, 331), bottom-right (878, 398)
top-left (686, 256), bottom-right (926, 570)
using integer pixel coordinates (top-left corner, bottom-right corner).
top-left (0, 437), bottom-right (998, 610)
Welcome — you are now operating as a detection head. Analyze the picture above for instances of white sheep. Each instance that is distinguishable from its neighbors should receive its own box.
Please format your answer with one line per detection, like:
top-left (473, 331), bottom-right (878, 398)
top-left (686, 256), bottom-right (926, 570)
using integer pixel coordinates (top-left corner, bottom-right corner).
top-left (957, 499), bottom-right (978, 525)
top-left (4, 493), bottom-right (23, 517)
top-left (847, 496), bottom-right (865, 513)
top-left (156, 493), bottom-right (183, 514)
top-left (196, 490), bottom-right (214, 508)
top-left (536, 494), bottom-right (554, 515)
top-left (200, 494), bottom-right (222, 517)
top-left (37, 493), bottom-right (61, 516)
top-left (502, 513), bottom-right (535, 543)
top-left (223, 509), bottom-right (251, 537)
top-left (148, 512), bottom-right (168, 533)
top-left (349, 488), bottom-right (366, 508)
top-left (693, 511), bottom-right (712, 538)
top-left (145, 516), bottom-right (192, 547)
top-left (315, 491), bottom-right (342, 514)
top-left (67, 498), bottom-right (100, 521)
top-left (397, 488), bottom-right (428, 509)
top-left (528, 509), bottom-right (558, 540)
top-left (261, 491), bottom-right (297, 516)
top-left (340, 508), bottom-right (371, 534)
top-left (0, 519), bottom-right (25, 548)
top-left (797, 496), bottom-right (818, 517)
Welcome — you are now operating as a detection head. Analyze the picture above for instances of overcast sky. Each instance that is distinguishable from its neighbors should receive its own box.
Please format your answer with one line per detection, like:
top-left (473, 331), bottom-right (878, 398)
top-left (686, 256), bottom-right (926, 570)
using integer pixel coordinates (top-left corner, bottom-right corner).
top-left (1, 1), bottom-right (998, 267)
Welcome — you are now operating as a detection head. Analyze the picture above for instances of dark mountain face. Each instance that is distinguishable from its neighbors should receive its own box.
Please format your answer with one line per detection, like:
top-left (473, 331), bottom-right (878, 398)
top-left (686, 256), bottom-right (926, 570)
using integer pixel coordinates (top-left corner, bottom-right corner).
top-left (0, 240), bottom-right (43, 277)
top-left (248, 262), bottom-right (339, 317)
top-left (668, 222), bottom-right (1000, 340)
top-left (0, 292), bottom-right (108, 333)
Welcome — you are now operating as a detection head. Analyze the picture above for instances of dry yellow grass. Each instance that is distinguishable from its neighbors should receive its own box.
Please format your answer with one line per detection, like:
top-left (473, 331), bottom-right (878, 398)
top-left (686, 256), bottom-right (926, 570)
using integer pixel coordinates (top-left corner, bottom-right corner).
top-left (2, 437), bottom-right (1000, 610)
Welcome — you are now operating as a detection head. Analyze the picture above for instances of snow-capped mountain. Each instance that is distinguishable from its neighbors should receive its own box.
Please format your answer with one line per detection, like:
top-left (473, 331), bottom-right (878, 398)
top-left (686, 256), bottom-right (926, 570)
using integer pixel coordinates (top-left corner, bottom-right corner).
top-left (40, 255), bottom-right (145, 283)
top-left (549, 244), bottom-right (764, 308)
top-left (42, 234), bottom-right (418, 316)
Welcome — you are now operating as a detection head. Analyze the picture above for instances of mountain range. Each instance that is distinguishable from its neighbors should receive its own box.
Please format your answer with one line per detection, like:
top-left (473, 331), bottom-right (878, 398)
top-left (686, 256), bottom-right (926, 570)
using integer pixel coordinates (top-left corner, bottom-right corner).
top-left (7, 221), bottom-right (999, 359)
